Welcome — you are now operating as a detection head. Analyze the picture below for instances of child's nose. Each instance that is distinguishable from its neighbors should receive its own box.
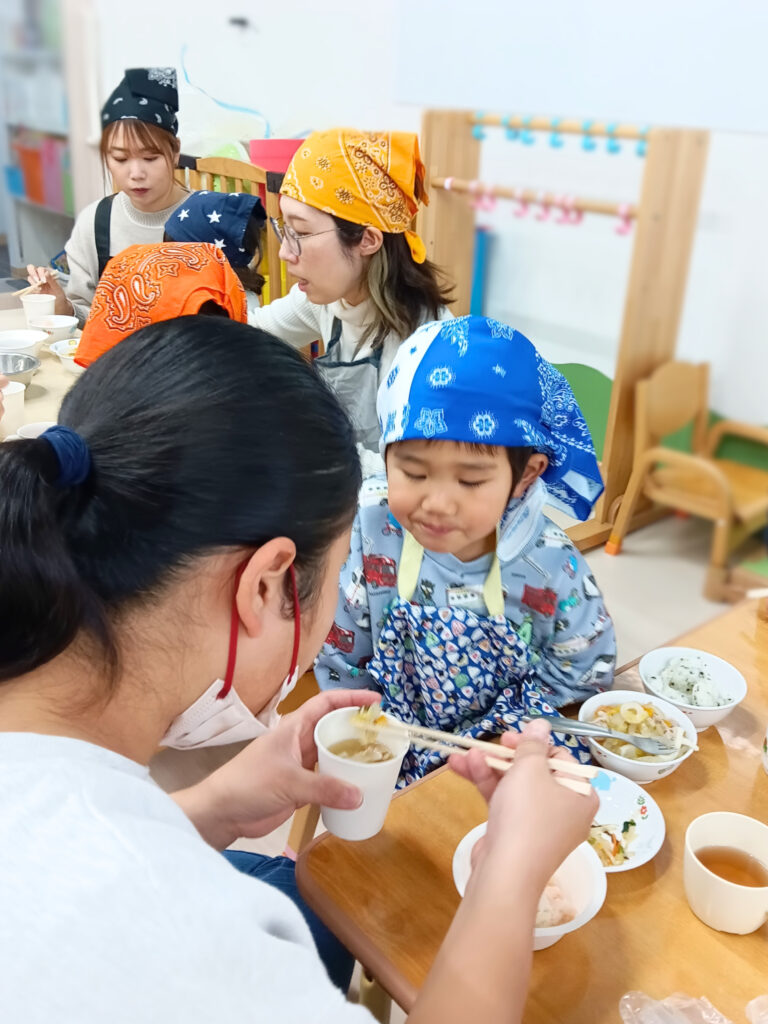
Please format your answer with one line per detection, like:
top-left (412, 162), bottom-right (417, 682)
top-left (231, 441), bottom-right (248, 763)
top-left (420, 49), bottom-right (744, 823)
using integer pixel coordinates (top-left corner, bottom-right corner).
top-left (422, 489), bottom-right (455, 515)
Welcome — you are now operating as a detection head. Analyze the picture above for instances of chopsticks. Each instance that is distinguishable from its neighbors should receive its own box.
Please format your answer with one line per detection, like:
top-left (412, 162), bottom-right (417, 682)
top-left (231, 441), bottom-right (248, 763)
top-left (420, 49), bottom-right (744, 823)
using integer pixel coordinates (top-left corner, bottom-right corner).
top-left (371, 719), bottom-right (597, 796)
top-left (16, 270), bottom-right (60, 298)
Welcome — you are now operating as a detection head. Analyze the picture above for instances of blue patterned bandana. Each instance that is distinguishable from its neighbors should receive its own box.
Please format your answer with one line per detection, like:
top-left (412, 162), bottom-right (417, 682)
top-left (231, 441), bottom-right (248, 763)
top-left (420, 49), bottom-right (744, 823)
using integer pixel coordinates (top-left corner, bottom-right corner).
top-left (165, 191), bottom-right (266, 267)
top-left (377, 316), bottom-right (604, 520)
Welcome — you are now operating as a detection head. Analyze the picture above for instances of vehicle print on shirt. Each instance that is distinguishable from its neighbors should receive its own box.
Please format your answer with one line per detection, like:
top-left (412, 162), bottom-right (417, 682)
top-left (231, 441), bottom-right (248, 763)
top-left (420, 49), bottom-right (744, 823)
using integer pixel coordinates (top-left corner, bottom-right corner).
top-left (419, 578), bottom-right (436, 603)
top-left (344, 567), bottom-right (369, 611)
top-left (534, 523), bottom-right (573, 550)
top-left (562, 554), bottom-right (578, 579)
top-left (586, 654), bottom-right (615, 687)
top-left (582, 573), bottom-right (600, 599)
top-left (363, 553), bottom-right (397, 589)
top-left (446, 584), bottom-right (486, 612)
top-left (522, 585), bottom-right (558, 617)
top-left (382, 512), bottom-right (403, 537)
top-left (326, 621), bottom-right (356, 654)
top-left (558, 589), bottom-right (581, 613)
top-left (359, 478), bottom-right (389, 508)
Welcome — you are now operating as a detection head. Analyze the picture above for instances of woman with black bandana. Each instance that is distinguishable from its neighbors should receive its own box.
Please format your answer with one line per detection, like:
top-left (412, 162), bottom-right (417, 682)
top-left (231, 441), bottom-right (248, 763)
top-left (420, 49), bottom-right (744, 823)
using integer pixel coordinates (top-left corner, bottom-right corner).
top-left (26, 67), bottom-right (187, 326)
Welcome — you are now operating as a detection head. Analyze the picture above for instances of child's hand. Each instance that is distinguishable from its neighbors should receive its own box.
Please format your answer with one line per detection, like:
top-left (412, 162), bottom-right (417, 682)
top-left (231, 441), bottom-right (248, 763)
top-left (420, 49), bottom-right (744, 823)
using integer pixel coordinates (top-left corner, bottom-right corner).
top-left (449, 720), bottom-right (598, 891)
top-left (25, 266), bottom-right (73, 316)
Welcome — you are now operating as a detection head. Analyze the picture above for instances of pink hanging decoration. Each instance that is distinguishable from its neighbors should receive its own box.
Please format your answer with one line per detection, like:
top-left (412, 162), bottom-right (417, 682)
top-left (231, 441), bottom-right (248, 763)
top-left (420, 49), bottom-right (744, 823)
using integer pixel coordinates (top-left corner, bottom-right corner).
top-left (615, 202), bottom-right (633, 235)
top-left (513, 186), bottom-right (529, 218)
top-left (564, 194), bottom-right (583, 225)
top-left (534, 190), bottom-right (551, 221)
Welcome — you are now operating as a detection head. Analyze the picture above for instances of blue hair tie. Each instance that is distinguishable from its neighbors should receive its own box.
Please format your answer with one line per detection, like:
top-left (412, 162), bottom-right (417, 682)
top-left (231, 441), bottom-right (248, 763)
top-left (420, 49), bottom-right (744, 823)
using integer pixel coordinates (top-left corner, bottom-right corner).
top-left (41, 425), bottom-right (92, 488)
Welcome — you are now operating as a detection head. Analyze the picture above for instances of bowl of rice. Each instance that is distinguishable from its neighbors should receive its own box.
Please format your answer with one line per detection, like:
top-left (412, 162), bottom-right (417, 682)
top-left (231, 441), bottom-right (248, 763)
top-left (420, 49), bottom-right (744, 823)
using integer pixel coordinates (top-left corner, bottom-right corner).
top-left (578, 690), bottom-right (698, 784)
top-left (49, 338), bottom-right (85, 376)
top-left (453, 824), bottom-right (606, 949)
top-left (638, 647), bottom-right (747, 731)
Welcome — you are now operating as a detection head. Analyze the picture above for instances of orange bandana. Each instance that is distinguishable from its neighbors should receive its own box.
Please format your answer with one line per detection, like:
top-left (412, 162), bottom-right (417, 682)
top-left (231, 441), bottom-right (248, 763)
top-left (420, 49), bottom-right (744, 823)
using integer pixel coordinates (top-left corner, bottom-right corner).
top-left (280, 129), bottom-right (429, 263)
top-left (76, 243), bottom-right (248, 367)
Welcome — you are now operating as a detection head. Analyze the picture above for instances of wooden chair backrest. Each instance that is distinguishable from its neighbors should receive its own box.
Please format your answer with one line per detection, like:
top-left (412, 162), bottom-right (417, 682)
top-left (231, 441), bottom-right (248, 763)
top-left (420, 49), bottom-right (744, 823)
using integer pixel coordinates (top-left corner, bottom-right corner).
top-left (635, 361), bottom-right (710, 457)
top-left (174, 156), bottom-right (286, 302)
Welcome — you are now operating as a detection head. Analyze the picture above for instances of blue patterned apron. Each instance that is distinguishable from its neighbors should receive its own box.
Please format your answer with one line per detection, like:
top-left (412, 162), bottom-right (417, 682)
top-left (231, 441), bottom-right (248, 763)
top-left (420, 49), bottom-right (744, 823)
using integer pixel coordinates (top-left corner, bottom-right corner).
top-left (368, 532), bottom-right (590, 784)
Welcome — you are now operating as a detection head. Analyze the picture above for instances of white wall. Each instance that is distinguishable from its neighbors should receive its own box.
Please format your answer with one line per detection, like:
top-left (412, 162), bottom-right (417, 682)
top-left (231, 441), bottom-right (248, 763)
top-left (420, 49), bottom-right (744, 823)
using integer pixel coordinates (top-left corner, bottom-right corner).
top-left (89, 0), bottom-right (767, 423)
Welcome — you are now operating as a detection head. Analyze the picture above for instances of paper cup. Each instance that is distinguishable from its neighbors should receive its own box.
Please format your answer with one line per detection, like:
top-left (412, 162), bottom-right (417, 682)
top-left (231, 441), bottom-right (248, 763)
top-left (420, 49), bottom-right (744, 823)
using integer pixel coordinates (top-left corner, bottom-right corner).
top-left (17, 420), bottom-right (56, 439)
top-left (684, 812), bottom-right (768, 934)
top-left (21, 293), bottom-right (55, 325)
top-left (0, 380), bottom-right (25, 438)
top-left (315, 707), bottom-right (409, 841)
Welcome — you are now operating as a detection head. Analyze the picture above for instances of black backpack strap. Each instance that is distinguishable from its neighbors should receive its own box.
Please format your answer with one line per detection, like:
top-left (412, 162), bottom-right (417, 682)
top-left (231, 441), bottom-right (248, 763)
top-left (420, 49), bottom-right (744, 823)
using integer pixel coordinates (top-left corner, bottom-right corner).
top-left (94, 194), bottom-right (116, 280)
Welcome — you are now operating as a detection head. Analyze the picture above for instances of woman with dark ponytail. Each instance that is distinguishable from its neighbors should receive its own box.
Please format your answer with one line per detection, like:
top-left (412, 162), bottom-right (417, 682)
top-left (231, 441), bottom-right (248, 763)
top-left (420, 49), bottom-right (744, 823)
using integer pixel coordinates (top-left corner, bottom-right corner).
top-left (0, 316), bottom-right (596, 1024)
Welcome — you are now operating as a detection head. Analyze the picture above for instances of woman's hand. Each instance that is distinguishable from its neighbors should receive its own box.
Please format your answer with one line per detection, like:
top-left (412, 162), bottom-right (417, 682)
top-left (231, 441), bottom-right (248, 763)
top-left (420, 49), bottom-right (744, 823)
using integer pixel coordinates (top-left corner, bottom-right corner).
top-left (172, 688), bottom-right (380, 849)
top-left (449, 719), bottom-right (598, 891)
top-left (25, 265), bottom-right (74, 317)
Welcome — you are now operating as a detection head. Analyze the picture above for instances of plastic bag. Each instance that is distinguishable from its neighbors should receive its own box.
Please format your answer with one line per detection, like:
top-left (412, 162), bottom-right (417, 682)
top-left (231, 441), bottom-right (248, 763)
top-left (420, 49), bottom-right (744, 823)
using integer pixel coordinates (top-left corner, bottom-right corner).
top-left (619, 992), bottom-right (734, 1024)
top-left (746, 996), bottom-right (768, 1024)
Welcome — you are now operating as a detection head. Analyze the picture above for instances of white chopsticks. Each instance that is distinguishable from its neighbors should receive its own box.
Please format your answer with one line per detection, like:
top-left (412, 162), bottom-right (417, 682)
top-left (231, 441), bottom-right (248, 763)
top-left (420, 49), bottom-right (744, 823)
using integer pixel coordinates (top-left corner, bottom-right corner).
top-left (369, 718), bottom-right (598, 796)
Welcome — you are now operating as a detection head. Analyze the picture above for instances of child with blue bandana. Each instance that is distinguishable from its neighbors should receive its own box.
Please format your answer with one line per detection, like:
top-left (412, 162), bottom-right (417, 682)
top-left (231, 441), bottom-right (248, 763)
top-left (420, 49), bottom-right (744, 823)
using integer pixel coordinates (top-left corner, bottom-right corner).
top-left (165, 190), bottom-right (266, 315)
top-left (315, 316), bottom-right (616, 783)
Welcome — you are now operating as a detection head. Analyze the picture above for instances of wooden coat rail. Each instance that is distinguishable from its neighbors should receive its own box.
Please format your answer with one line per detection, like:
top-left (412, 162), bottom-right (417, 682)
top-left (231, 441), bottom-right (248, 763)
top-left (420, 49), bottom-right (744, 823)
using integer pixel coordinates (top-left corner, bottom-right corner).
top-left (417, 109), bottom-right (710, 554)
top-left (470, 113), bottom-right (645, 140)
top-left (431, 177), bottom-right (636, 219)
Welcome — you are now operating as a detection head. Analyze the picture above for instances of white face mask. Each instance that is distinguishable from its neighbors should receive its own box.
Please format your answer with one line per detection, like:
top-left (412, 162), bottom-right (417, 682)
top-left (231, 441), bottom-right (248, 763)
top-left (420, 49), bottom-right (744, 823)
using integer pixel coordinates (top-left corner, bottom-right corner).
top-left (161, 563), bottom-right (301, 750)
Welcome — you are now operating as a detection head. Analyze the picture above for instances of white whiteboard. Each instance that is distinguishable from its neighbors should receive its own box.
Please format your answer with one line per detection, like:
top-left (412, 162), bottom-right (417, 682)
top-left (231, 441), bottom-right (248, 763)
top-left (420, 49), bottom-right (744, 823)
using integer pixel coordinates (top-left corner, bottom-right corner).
top-left (395, 0), bottom-right (768, 134)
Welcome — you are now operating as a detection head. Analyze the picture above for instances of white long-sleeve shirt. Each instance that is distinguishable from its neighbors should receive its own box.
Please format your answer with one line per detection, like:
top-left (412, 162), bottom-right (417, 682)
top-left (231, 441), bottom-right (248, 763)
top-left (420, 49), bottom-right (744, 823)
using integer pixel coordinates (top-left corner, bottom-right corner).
top-left (0, 733), bottom-right (372, 1024)
top-left (249, 283), bottom-right (452, 385)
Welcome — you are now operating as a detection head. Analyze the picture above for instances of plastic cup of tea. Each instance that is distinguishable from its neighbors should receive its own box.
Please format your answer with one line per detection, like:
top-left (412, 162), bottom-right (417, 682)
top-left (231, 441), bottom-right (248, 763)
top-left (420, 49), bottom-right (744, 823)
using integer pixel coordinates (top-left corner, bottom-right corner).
top-left (1, 380), bottom-right (25, 439)
top-left (21, 293), bottom-right (55, 325)
top-left (314, 707), bottom-right (409, 841)
top-left (684, 811), bottom-right (768, 934)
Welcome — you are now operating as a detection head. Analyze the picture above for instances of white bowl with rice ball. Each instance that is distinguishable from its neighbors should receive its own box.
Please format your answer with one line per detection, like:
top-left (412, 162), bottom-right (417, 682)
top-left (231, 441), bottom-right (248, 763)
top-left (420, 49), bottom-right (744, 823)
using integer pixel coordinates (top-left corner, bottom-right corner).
top-left (639, 647), bottom-right (747, 731)
top-left (453, 824), bottom-right (606, 949)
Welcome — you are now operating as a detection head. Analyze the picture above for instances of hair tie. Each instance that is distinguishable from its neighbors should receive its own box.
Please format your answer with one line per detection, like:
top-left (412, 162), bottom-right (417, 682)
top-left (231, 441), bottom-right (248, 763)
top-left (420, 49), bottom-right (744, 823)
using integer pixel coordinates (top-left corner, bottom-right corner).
top-left (41, 426), bottom-right (92, 488)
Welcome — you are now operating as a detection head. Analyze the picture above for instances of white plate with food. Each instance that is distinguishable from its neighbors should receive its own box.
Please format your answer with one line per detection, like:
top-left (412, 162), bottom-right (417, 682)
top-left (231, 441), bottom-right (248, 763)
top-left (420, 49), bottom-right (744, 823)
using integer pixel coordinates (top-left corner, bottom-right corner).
top-left (589, 768), bottom-right (665, 872)
top-left (452, 825), bottom-right (606, 949)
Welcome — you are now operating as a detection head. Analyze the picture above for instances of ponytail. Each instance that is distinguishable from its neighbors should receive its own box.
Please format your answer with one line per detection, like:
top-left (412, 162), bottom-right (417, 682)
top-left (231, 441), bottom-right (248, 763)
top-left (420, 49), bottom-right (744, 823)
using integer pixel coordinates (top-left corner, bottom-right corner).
top-left (0, 440), bottom-right (112, 682)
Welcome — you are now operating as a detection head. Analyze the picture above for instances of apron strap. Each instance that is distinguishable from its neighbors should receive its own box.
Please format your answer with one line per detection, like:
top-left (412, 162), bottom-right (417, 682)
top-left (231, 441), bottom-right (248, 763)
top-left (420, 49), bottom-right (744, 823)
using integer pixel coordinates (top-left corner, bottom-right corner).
top-left (94, 194), bottom-right (116, 280)
top-left (398, 531), bottom-right (424, 601)
top-left (328, 316), bottom-right (342, 347)
top-left (398, 530), bottom-right (506, 616)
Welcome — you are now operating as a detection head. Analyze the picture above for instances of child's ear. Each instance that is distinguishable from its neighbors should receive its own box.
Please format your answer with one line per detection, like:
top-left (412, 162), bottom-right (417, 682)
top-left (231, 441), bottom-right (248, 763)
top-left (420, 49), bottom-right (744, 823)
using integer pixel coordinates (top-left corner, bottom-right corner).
top-left (512, 454), bottom-right (549, 498)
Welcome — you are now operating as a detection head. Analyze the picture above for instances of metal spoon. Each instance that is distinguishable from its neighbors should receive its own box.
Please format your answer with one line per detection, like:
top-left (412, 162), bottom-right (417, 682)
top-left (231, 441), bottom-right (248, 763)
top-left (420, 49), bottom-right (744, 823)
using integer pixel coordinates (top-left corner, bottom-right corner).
top-left (523, 711), bottom-right (681, 757)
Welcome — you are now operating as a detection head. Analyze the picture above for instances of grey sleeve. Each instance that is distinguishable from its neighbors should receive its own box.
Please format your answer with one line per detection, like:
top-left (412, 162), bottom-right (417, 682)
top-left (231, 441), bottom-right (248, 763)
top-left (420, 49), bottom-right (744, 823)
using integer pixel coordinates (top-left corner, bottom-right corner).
top-left (530, 555), bottom-right (617, 706)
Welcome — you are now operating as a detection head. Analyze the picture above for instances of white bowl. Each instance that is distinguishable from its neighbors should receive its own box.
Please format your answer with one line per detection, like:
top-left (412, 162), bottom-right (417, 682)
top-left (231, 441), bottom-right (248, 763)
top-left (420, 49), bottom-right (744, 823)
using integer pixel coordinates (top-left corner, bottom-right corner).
top-left (578, 689), bottom-right (698, 784)
top-left (0, 329), bottom-right (48, 357)
top-left (453, 825), bottom-right (606, 950)
top-left (591, 768), bottom-right (666, 871)
top-left (28, 315), bottom-right (79, 344)
top-left (49, 339), bottom-right (85, 376)
top-left (638, 647), bottom-right (747, 731)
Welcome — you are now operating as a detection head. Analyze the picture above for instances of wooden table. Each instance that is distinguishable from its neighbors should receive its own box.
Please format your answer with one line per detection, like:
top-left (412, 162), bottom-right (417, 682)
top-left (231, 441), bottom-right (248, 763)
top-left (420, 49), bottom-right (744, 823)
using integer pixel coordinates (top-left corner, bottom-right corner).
top-left (297, 601), bottom-right (768, 1021)
top-left (1, 302), bottom-right (77, 430)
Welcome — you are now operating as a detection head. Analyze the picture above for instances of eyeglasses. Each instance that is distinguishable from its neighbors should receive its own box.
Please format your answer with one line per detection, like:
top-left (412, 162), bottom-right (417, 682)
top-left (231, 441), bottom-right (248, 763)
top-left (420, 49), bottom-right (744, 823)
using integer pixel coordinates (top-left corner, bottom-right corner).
top-left (269, 216), bottom-right (336, 258)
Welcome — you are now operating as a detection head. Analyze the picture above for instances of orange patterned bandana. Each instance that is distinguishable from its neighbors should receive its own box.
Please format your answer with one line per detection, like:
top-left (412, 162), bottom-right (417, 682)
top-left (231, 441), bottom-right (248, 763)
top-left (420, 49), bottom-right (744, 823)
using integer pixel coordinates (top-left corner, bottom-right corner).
top-left (76, 242), bottom-right (248, 367)
top-left (280, 129), bottom-right (429, 263)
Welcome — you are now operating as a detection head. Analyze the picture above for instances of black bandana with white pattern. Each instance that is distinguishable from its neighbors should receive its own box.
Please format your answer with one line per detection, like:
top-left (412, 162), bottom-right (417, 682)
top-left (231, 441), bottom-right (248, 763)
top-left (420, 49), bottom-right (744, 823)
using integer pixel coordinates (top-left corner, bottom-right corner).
top-left (101, 67), bottom-right (179, 136)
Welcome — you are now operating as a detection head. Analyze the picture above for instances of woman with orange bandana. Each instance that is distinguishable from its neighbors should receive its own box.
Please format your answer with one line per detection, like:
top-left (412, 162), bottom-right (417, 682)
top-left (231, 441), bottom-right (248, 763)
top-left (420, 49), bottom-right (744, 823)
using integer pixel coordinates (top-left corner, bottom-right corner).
top-left (250, 129), bottom-right (454, 456)
top-left (73, 241), bottom-right (248, 367)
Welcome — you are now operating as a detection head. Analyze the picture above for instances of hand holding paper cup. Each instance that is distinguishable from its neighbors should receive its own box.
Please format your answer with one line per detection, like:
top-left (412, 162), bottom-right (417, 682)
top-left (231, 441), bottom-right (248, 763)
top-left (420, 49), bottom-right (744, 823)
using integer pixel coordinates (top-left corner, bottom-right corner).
top-left (315, 707), bottom-right (408, 841)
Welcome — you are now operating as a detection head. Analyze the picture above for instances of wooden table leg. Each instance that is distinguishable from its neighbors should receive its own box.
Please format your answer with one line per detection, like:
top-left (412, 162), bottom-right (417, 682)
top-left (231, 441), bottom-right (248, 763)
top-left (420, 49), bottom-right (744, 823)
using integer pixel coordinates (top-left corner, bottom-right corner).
top-left (359, 970), bottom-right (392, 1023)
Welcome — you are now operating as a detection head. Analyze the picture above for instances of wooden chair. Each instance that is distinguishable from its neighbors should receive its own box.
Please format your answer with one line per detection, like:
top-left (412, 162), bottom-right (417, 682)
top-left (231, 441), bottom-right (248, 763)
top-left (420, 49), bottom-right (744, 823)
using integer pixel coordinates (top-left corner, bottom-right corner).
top-left (174, 155), bottom-right (296, 303)
top-left (605, 361), bottom-right (768, 601)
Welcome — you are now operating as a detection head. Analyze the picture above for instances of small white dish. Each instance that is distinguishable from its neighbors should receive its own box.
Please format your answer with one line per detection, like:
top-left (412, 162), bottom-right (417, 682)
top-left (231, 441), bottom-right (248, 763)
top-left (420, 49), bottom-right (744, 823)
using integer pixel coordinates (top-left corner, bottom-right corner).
top-left (0, 329), bottom-right (48, 358)
top-left (639, 647), bottom-right (747, 731)
top-left (453, 824), bottom-right (606, 950)
top-left (49, 339), bottom-right (85, 375)
top-left (578, 690), bottom-right (698, 785)
top-left (590, 768), bottom-right (666, 872)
